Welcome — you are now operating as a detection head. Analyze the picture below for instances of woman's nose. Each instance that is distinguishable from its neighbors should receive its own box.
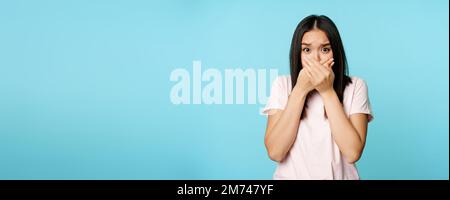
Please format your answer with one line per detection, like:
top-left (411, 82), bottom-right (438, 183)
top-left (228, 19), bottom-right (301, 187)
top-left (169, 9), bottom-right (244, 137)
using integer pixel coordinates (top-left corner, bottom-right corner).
top-left (312, 52), bottom-right (320, 62)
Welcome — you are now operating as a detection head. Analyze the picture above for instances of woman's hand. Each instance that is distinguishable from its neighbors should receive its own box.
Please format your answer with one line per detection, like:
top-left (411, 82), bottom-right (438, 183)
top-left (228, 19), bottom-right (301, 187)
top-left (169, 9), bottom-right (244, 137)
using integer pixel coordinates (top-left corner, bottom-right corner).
top-left (303, 57), bottom-right (335, 94)
top-left (295, 68), bottom-right (315, 94)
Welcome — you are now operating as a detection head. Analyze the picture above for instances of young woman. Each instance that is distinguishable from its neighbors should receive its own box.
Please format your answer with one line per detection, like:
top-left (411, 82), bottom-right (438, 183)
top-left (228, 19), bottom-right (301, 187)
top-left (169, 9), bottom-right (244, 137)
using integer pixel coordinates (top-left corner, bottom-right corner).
top-left (263, 15), bottom-right (373, 180)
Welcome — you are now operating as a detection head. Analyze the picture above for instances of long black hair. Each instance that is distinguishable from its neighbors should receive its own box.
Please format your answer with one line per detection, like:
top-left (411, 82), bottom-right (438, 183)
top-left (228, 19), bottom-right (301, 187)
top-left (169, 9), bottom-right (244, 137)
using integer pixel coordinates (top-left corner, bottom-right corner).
top-left (289, 15), bottom-right (352, 119)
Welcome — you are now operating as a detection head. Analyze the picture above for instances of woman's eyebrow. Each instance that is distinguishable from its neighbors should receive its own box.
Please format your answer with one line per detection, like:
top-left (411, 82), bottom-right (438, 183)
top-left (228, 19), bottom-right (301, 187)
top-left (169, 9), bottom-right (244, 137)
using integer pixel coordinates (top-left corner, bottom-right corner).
top-left (301, 42), bottom-right (331, 46)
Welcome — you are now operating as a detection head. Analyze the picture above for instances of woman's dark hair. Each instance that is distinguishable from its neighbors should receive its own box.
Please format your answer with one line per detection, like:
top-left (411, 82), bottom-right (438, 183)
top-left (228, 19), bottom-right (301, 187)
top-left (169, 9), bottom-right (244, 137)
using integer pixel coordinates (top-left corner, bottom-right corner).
top-left (289, 15), bottom-right (352, 119)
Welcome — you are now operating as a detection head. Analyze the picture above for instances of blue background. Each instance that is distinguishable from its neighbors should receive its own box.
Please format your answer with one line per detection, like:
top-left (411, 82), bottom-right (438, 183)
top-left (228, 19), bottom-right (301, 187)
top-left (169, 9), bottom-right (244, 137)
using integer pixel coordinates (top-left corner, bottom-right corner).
top-left (0, 0), bottom-right (448, 179)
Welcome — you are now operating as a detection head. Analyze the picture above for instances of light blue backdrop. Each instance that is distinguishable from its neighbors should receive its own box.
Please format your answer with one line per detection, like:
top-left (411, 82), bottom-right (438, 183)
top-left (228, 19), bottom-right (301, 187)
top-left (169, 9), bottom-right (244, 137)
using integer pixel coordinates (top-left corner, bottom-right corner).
top-left (0, 0), bottom-right (448, 180)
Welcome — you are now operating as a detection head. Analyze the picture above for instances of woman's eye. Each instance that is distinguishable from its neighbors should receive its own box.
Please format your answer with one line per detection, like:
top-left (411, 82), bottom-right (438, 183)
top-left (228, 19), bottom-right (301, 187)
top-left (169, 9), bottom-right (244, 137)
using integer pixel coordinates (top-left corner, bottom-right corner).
top-left (321, 47), bottom-right (331, 53)
top-left (302, 48), bottom-right (310, 53)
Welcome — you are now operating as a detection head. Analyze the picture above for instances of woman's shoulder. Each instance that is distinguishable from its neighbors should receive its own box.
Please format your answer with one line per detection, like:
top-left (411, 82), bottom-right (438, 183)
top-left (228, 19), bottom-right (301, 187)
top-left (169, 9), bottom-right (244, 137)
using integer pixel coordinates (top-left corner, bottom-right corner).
top-left (272, 75), bottom-right (293, 93)
top-left (349, 76), bottom-right (364, 82)
top-left (344, 76), bottom-right (370, 101)
top-left (348, 76), bottom-right (369, 89)
top-left (274, 75), bottom-right (291, 82)
top-left (272, 75), bottom-right (292, 95)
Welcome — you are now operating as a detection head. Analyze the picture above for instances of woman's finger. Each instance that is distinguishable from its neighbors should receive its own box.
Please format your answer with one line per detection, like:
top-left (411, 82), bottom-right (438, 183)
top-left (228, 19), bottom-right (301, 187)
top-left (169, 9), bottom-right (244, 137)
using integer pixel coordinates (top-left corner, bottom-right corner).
top-left (301, 61), bottom-right (309, 70)
top-left (308, 57), bottom-right (322, 67)
top-left (304, 68), bottom-right (313, 80)
top-left (306, 62), bottom-right (321, 80)
top-left (304, 63), bottom-right (317, 80)
top-left (305, 57), bottom-right (323, 73)
top-left (316, 64), bottom-right (329, 76)
top-left (320, 57), bottom-right (332, 65)
top-left (303, 56), bottom-right (314, 68)
top-left (324, 58), bottom-right (334, 68)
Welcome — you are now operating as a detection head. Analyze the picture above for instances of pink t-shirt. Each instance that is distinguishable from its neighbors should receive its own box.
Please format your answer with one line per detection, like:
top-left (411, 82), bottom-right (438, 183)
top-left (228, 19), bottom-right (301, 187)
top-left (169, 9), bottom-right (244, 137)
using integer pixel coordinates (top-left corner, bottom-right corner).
top-left (262, 75), bottom-right (373, 180)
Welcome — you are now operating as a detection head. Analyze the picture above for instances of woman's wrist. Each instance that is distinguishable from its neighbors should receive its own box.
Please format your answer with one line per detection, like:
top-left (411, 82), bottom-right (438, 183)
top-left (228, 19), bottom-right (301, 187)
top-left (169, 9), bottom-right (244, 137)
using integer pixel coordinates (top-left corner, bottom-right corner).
top-left (291, 85), bottom-right (309, 100)
top-left (319, 88), bottom-right (337, 101)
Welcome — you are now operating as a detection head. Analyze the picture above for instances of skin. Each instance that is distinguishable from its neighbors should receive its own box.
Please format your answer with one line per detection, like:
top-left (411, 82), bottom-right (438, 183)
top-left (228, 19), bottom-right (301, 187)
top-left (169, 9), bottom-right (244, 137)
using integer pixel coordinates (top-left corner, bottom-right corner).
top-left (264, 29), bottom-right (369, 164)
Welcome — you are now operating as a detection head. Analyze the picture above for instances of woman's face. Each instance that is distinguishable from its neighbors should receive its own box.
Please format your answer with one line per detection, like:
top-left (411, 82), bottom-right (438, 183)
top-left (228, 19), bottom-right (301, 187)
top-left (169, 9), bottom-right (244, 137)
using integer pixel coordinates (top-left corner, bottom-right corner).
top-left (301, 29), bottom-right (334, 66)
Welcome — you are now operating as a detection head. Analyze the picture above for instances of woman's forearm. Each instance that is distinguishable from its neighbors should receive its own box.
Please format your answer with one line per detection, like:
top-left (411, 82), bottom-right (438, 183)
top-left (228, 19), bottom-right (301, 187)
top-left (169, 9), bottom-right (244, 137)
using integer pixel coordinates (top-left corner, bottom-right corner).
top-left (265, 86), bottom-right (308, 162)
top-left (321, 89), bottom-right (363, 163)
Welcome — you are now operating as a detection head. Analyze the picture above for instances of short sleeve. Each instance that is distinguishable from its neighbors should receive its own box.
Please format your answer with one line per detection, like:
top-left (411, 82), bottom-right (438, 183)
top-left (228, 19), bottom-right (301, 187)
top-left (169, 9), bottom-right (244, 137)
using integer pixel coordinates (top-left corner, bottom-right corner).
top-left (349, 78), bottom-right (374, 122)
top-left (261, 76), bottom-right (289, 116)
